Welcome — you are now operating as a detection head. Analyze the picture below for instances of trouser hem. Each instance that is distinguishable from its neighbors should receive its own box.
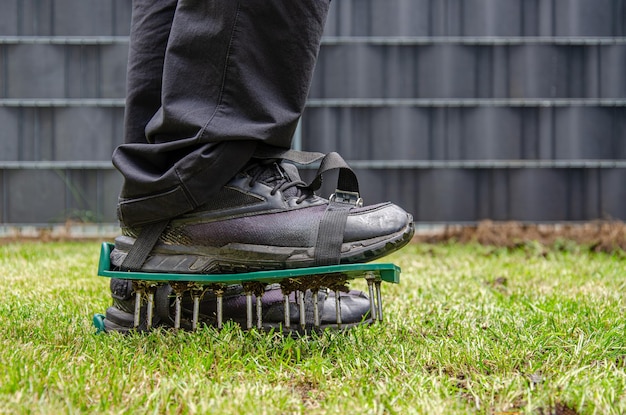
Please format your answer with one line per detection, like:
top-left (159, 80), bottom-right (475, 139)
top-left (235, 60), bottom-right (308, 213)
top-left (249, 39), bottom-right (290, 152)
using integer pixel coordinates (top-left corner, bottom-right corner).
top-left (118, 185), bottom-right (195, 227)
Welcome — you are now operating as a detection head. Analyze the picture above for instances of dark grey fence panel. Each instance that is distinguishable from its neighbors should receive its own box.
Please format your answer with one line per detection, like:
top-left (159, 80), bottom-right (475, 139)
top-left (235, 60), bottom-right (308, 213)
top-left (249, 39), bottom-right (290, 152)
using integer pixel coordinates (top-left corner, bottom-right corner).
top-left (0, 168), bottom-right (120, 224)
top-left (0, 107), bottom-right (124, 161)
top-left (302, 107), bottom-right (626, 160)
top-left (0, 0), bottom-right (131, 36)
top-left (5, 44), bottom-right (65, 98)
top-left (4, 169), bottom-right (66, 223)
top-left (311, 43), bottom-right (626, 99)
top-left (1, 43), bottom-right (129, 99)
top-left (1, 0), bottom-right (625, 225)
top-left (325, 0), bottom-right (625, 37)
top-left (53, 107), bottom-right (124, 161)
top-left (0, 108), bottom-right (19, 161)
top-left (0, 1), bottom-right (19, 35)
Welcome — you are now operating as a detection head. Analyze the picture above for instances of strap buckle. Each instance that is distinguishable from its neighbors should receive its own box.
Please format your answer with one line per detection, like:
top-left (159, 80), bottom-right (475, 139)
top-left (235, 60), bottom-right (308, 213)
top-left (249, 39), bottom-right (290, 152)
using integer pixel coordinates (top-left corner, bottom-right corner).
top-left (329, 190), bottom-right (363, 207)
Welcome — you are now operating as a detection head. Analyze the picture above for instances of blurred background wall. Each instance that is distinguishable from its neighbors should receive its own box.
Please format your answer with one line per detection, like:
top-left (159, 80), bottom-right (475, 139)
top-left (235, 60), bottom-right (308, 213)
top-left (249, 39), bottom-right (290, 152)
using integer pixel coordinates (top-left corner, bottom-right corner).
top-left (0, 0), bottom-right (624, 228)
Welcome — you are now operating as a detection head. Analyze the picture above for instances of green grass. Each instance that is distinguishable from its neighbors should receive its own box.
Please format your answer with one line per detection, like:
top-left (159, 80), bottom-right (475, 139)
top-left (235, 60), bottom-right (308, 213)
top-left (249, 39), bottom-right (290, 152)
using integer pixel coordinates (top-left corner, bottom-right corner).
top-left (0, 241), bottom-right (625, 414)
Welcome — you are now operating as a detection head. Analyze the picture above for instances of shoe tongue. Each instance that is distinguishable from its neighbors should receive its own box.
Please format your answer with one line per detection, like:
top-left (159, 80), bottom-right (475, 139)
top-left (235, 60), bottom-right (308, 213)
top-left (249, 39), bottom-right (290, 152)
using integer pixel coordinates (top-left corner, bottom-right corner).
top-left (248, 160), bottom-right (302, 198)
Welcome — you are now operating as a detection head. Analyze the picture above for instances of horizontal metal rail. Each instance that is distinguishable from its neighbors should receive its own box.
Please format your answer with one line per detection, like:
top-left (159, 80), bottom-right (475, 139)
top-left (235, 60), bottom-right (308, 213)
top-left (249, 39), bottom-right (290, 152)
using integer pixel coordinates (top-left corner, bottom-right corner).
top-left (1, 160), bottom-right (625, 170)
top-left (0, 99), bottom-right (125, 107)
top-left (2, 98), bottom-right (625, 108)
top-left (322, 36), bottom-right (626, 46)
top-left (1, 35), bottom-right (625, 46)
top-left (305, 98), bottom-right (626, 108)
top-left (0, 161), bottom-right (113, 169)
top-left (345, 159), bottom-right (626, 169)
top-left (0, 36), bottom-right (129, 45)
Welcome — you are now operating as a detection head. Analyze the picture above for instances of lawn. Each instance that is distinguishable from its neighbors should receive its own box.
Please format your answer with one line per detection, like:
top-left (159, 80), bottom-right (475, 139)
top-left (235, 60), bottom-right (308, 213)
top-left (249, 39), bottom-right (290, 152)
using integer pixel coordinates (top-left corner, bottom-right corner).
top-left (0, 241), bottom-right (624, 414)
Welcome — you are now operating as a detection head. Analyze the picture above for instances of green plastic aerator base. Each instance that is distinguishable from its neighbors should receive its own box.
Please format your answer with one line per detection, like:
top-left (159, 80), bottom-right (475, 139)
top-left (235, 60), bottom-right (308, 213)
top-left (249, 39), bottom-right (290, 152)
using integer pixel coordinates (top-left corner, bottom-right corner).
top-left (95, 242), bottom-right (400, 332)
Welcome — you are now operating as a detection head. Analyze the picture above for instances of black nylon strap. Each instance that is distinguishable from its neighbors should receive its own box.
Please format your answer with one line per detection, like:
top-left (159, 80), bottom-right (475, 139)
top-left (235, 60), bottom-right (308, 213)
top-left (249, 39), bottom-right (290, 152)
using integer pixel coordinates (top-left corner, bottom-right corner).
top-left (120, 220), bottom-right (170, 271)
top-left (308, 151), bottom-right (359, 193)
top-left (253, 146), bottom-right (358, 191)
top-left (305, 152), bottom-right (361, 266)
top-left (314, 202), bottom-right (352, 265)
top-left (252, 147), bottom-right (358, 194)
top-left (252, 146), bottom-right (325, 165)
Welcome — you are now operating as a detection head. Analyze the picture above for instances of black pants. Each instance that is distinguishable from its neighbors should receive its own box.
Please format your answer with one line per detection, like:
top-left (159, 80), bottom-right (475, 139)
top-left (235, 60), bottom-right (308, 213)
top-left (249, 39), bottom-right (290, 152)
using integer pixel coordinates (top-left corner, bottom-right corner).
top-left (112, 0), bottom-right (330, 227)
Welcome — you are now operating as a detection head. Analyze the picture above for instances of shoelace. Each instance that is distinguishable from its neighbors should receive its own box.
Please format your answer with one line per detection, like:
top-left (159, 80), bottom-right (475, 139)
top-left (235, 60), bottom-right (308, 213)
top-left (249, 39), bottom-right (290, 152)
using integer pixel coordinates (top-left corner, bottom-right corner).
top-left (245, 160), bottom-right (312, 204)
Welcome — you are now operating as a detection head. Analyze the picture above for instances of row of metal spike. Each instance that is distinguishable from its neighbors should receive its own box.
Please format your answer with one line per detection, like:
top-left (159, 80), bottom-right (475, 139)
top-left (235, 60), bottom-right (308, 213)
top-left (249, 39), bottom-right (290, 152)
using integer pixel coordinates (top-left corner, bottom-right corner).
top-left (131, 272), bottom-right (385, 331)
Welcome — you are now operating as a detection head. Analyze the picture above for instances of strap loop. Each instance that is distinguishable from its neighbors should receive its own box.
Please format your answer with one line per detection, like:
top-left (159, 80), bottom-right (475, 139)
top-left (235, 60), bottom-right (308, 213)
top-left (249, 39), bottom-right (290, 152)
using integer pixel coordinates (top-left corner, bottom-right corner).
top-left (329, 190), bottom-right (363, 207)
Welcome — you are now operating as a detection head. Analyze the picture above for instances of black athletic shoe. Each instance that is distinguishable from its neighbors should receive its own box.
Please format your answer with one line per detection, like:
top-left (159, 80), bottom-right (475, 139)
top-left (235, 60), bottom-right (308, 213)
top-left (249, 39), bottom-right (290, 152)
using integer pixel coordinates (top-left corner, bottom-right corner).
top-left (102, 278), bottom-right (372, 332)
top-left (111, 159), bottom-right (414, 274)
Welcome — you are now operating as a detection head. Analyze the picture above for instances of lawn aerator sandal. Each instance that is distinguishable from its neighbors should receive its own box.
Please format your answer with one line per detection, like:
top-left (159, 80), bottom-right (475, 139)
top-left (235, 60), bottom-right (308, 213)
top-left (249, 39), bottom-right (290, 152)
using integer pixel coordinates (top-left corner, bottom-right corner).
top-left (93, 150), bottom-right (410, 334)
top-left (93, 241), bottom-right (400, 333)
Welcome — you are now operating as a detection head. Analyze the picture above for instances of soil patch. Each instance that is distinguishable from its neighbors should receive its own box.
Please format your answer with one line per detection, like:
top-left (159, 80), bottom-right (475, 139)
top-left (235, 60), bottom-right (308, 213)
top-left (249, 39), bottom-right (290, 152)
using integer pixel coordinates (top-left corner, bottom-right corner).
top-left (414, 220), bottom-right (626, 254)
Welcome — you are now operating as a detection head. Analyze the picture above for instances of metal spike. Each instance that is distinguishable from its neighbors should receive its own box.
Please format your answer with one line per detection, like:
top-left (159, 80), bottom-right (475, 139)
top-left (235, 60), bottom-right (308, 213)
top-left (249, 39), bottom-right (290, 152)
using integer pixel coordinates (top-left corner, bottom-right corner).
top-left (335, 290), bottom-right (342, 329)
top-left (192, 290), bottom-right (201, 331)
top-left (313, 290), bottom-right (320, 328)
top-left (283, 294), bottom-right (291, 329)
top-left (133, 287), bottom-right (143, 329)
top-left (246, 291), bottom-right (253, 330)
top-left (256, 293), bottom-right (263, 330)
top-left (216, 290), bottom-right (223, 330)
top-left (375, 280), bottom-right (383, 322)
top-left (174, 291), bottom-right (182, 330)
top-left (365, 272), bottom-right (378, 321)
top-left (146, 288), bottom-right (155, 329)
top-left (298, 290), bottom-right (305, 329)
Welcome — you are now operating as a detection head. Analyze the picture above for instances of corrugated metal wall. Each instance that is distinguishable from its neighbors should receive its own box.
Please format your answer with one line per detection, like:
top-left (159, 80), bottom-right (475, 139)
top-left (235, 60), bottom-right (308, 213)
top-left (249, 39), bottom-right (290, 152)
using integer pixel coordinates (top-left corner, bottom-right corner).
top-left (1, 0), bottom-right (625, 225)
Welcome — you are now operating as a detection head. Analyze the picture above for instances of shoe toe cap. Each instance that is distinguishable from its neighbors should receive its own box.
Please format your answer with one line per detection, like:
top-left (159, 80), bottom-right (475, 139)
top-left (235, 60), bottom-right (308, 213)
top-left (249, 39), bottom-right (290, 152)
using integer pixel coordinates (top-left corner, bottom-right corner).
top-left (345, 202), bottom-right (413, 241)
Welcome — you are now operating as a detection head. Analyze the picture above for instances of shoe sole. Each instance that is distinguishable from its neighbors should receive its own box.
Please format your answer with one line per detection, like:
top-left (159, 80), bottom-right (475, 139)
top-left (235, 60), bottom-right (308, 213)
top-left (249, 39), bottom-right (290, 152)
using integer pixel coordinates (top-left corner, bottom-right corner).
top-left (102, 306), bottom-right (373, 333)
top-left (110, 221), bottom-right (414, 274)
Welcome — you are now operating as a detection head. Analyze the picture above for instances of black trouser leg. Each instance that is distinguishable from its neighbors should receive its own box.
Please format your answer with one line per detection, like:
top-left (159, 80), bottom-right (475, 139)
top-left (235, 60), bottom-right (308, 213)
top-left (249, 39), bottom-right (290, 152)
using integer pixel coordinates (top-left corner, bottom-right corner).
top-left (113, 0), bottom-right (331, 227)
